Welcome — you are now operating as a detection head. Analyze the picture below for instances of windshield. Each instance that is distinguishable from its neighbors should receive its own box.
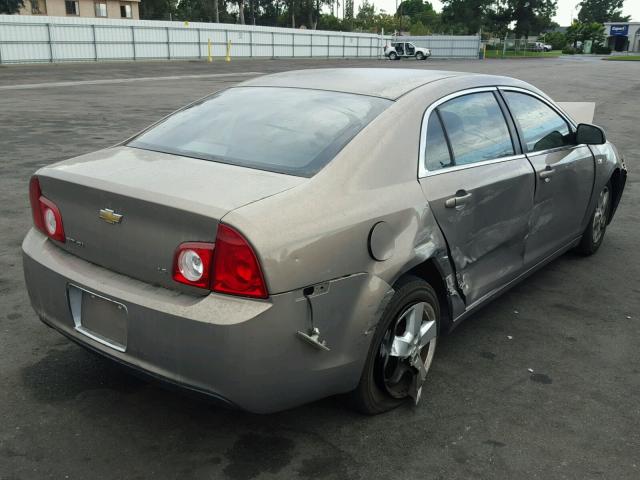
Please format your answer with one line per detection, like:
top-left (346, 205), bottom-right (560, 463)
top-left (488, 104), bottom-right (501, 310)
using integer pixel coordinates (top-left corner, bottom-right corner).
top-left (128, 86), bottom-right (391, 177)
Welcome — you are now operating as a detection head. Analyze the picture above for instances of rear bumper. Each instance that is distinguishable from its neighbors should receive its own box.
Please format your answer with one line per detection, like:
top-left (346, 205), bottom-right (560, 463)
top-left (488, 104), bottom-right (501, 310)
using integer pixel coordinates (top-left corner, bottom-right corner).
top-left (22, 229), bottom-right (389, 413)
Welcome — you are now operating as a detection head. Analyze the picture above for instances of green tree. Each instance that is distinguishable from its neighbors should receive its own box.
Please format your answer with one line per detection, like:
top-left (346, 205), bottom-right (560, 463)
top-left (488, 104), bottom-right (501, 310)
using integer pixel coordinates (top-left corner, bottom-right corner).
top-left (317, 13), bottom-right (343, 30)
top-left (0, 0), bottom-right (24, 14)
top-left (140, 0), bottom-right (179, 20)
top-left (410, 20), bottom-right (431, 35)
top-left (566, 20), bottom-right (606, 47)
top-left (506, 0), bottom-right (557, 38)
top-left (356, 0), bottom-right (376, 25)
top-left (175, 0), bottom-right (229, 22)
top-left (577, 0), bottom-right (630, 24)
top-left (440, 0), bottom-right (494, 35)
top-left (344, 0), bottom-right (353, 19)
top-left (396, 0), bottom-right (439, 31)
top-left (541, 30), bottom-right (567, 49)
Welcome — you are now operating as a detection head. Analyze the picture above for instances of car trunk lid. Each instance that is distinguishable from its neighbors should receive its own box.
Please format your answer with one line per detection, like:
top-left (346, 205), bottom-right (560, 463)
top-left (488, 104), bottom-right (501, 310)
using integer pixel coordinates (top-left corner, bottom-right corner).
top-left (36, 146), bottom-right (305, 294)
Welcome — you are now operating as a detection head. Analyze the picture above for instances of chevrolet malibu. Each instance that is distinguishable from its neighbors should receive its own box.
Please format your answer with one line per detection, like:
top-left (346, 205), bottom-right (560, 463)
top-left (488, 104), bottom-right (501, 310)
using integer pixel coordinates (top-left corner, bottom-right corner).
top-left (23, 69), bottom-right (627, 414)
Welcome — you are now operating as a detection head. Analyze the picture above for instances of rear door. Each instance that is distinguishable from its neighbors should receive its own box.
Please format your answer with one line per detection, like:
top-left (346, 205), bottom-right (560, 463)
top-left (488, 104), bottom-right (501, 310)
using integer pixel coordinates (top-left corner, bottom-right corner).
top-left (500, 88), bottom-right (595, 265)
top-left (418, 88), bottom-right (535, 306)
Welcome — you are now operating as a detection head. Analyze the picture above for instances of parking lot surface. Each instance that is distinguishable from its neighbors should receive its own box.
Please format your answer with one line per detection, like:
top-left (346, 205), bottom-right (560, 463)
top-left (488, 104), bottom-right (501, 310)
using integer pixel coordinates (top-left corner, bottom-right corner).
top-left (1, 57), bottom-right (639, 479)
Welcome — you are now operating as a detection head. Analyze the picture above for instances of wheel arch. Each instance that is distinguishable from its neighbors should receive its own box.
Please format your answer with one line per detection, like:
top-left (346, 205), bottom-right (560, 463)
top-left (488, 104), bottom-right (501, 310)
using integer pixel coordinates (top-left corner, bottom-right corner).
top-left (398, 258), bottom-right (455, 333)
top-left (607, 167), bottom-right (626, 224)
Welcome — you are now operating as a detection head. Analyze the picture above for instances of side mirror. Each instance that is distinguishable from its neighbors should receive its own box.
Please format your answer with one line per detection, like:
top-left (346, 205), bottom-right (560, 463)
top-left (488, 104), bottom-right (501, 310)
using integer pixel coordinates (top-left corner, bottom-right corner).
top-left (576, 123), bottom-right (606, 145)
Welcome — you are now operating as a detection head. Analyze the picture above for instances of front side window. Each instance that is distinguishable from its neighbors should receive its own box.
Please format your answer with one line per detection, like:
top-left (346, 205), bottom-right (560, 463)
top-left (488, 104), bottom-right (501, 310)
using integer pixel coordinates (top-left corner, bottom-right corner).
top-left (120, 3), bottom-right (132, 18)
top-left (95, 2), bottom-right (107, 17)
top-left (128, 87), bottom-right (391, 177)
top-left (503, 91), bottom-right (572, 153)
top-left (437, 92), bottom-right (515, 166)
top-left (65, 0), bottom-right (79, 15)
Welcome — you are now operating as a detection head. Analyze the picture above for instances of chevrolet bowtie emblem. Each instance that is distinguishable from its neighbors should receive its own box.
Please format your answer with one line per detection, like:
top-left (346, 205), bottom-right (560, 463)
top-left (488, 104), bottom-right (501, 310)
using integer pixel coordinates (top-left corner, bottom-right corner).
top-left (99, 208), bottom-right (123, 224)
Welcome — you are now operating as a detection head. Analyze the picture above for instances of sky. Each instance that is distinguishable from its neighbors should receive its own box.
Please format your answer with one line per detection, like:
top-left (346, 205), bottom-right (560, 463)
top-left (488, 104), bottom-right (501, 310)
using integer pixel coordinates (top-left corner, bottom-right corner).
top-left (368, 0), bottom-right (640, 25)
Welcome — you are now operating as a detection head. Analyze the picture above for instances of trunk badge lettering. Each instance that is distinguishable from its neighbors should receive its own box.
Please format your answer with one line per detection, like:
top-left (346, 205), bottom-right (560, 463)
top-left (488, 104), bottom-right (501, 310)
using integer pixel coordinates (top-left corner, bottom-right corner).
top-left (99, 208), bottom-right (123, 224)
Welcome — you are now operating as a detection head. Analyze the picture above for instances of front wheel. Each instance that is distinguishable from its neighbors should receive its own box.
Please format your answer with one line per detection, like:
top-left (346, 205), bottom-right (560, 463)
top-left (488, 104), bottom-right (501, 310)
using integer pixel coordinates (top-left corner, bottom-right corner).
top-left (351, 276), bottom-right (439, 415)
top-left (576, 183), bottom-right (611, 255)
top-left (416, 52), bottom-right (425, 60)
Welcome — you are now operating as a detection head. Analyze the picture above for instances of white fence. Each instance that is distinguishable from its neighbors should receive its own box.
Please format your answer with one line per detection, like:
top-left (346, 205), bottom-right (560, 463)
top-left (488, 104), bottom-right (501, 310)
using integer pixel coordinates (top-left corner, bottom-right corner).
top-left (399, 35), bottom-right (481, 58)
top-left (0, 15), bottom-right (481, 64)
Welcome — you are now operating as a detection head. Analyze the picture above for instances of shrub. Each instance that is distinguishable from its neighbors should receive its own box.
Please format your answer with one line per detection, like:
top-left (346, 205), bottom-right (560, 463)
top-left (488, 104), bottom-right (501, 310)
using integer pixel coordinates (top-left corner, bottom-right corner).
top-left (593, 44), bottom-right (612, 55)
top-left (544, 32), bottom-right (567, 51)
top-left (562, 45), bottom-right (577, 54)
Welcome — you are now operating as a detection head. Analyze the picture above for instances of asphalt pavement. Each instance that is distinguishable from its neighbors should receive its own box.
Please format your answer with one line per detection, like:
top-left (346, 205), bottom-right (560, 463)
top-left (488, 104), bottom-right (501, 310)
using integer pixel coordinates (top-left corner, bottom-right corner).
top-left (1, 56), bottom-right (639, 479)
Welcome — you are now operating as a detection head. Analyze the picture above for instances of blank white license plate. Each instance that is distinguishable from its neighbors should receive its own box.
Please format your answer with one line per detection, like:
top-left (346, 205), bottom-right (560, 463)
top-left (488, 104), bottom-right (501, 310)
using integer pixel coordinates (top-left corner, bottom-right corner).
top-left (68, 285), bottom-right (128, 352)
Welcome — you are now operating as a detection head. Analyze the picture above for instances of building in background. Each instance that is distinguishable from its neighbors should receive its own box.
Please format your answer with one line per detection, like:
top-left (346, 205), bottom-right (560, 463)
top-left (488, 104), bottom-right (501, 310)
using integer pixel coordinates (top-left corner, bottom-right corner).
top-left (604, 22), bottom-right (640, 52)
top-left (19, 0), bottom-right (140, 19)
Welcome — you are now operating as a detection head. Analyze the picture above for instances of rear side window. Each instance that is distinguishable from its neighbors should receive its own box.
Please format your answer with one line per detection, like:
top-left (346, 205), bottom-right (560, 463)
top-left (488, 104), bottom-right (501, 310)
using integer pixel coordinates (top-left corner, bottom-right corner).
top-left (437, 92), bottom-right (515, 166)
top-left (503, 91), bottom-right (571, 153)
top-left (129, 87), bottom-right (391, 177)
top-left (424, 113), bottom-right (452, 172)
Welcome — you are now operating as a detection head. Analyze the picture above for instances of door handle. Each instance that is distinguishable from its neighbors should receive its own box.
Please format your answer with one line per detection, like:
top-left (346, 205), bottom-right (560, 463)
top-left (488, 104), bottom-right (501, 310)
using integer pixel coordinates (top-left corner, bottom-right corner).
top-left (445, 191), bottom-right (473, 208)
top-left (539, 167), bottom-right (555, 180)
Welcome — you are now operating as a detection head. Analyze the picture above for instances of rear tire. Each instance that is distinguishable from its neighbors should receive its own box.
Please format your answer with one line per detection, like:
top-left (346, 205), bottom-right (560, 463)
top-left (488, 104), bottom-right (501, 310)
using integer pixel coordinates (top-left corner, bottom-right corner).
top-left (351, 275), bottom-right (440, 415)
top-left (576, 183), bottom-right (611, 255)
top-left (388, 52), bottom-right (398, 60)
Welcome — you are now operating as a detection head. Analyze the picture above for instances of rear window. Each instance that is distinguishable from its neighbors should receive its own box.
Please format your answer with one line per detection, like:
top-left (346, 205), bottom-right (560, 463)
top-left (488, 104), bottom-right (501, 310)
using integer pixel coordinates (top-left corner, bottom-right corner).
top-left (128, 87), bottom-right (391, 177)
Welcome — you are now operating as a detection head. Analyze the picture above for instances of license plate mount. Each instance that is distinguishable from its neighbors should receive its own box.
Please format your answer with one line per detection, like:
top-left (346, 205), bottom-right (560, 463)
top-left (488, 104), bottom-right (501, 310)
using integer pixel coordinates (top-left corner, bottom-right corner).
top-left (68, 284), bottom-right (128, 352)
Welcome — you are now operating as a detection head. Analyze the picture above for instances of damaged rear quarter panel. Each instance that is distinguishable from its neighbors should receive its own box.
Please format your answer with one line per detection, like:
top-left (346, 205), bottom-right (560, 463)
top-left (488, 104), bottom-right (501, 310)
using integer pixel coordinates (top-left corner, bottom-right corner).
top-left (222, 75), bottom-right (542, 363)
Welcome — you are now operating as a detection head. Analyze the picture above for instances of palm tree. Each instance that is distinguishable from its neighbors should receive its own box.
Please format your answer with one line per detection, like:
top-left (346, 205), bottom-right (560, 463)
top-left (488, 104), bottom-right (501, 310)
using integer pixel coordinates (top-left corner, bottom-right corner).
top-left (238, 0), bottom-right (245, 23)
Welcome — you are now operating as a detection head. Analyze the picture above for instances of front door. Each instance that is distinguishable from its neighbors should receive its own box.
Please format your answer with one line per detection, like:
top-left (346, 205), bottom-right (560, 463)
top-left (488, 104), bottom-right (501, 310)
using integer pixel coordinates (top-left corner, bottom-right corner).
top-left (419, 90), bottom-right (535, 306)
top-left (500, 89), bottom-right (595, 265)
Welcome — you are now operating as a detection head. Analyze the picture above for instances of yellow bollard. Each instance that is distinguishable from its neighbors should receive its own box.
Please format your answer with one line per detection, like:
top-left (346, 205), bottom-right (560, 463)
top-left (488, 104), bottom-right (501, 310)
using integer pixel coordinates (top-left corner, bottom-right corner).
top-left (225, 40), bottom-right (231, 62)
top-left (208, 38), bottom-right (212, 63)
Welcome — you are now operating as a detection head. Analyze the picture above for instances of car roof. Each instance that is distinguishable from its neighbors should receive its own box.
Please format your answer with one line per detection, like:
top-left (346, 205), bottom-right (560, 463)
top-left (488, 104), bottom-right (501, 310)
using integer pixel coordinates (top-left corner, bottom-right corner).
top-left (238, 68), bottom-right (481, 100)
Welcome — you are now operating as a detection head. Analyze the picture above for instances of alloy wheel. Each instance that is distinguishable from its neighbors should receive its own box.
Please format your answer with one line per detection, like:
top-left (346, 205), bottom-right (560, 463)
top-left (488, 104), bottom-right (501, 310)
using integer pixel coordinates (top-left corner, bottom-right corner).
top-left (592, 186), bottom-right (610, 244)
top-left (376, 301), bottom-right (437, 404)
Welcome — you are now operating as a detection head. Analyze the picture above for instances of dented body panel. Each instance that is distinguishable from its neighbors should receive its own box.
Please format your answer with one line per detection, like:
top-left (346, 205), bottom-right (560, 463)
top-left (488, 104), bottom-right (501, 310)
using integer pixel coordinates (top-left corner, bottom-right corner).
top-left (419, 158), bottom-right (535, 306)
top-left (524, 145), bottom-right (595, 266)
top-left (22, 69), bottom-right (627, 412)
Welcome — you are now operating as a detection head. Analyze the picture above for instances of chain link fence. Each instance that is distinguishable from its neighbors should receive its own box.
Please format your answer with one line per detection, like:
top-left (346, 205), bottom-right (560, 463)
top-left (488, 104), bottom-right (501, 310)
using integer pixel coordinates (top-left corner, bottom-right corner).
top-left (483, 38), bottom-right (560, 58)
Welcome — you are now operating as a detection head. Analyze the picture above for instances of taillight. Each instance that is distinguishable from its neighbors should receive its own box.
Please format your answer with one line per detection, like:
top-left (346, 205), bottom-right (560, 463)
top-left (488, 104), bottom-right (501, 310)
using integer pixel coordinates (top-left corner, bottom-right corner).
top-left (212, 224), bottom-right (268, 299)
top-left (29, 176), bottom-right (65, 242)
top-left (171, 224), bottom-right (268, 299)
top-left (172, 242), bottom-right (214, 289)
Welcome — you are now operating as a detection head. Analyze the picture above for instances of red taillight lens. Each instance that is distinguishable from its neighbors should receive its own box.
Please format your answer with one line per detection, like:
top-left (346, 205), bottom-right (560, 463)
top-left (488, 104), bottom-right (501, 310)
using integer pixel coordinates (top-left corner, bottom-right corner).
top-left (172, 242), bottom-right (214, 289)
top-left (171, 225), bottom-right (267, 298)
top-left (212, 224), bottom-right (268, 299)
top-left (29, 176), bottom-right (45, 232)
top-left (29, 175), bottom-right (65, 242)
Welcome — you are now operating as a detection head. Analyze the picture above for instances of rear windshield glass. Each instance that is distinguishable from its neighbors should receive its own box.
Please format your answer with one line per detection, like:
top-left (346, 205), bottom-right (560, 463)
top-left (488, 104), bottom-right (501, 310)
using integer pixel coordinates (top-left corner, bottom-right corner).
top-left (128, 87), bottom-right (391, 177)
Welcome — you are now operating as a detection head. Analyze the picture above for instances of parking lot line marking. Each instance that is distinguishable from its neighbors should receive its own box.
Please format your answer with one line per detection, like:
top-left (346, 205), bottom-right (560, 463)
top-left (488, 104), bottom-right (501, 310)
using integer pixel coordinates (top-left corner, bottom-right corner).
top-left (0, 72), bottom-right (264, 91)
